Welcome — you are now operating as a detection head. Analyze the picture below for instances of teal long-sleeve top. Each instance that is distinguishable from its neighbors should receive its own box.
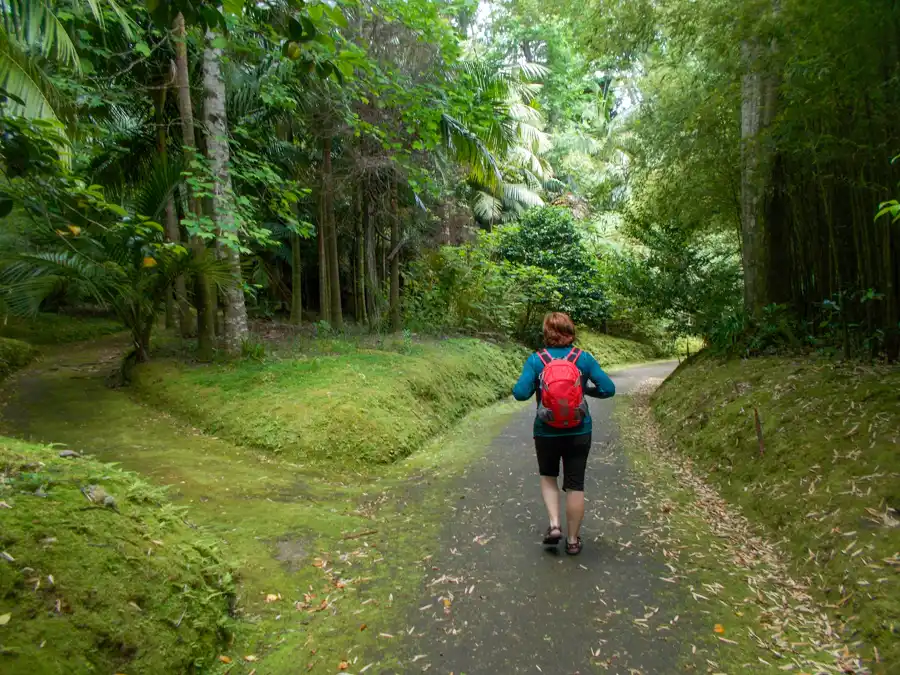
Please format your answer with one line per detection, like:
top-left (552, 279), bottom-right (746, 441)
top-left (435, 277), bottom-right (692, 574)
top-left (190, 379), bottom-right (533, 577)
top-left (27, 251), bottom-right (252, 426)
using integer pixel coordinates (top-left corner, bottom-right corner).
top-left (512, 346), bottom-right (616, 438)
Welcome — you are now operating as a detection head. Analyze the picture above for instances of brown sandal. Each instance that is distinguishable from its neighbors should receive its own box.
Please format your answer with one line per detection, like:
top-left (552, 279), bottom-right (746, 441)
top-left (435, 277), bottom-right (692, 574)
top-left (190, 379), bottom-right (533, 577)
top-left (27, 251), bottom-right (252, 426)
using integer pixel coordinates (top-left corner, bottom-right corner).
top-left (543, 525), bottom-right (563, 547)
top-left (566, 537), bottom-right (583, 555)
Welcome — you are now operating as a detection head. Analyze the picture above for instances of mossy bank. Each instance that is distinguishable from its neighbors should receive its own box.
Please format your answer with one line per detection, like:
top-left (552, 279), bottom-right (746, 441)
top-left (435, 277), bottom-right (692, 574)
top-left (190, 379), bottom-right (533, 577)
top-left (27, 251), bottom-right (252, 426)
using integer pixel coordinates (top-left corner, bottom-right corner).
top-left (652, 355), bottom-right (900, 671)
top-left (0, 338), bottom-right (37, 381)
top-left (0, 436), bottom-right (235, 675)
top-left (132, 338), bottom-right (524, 466)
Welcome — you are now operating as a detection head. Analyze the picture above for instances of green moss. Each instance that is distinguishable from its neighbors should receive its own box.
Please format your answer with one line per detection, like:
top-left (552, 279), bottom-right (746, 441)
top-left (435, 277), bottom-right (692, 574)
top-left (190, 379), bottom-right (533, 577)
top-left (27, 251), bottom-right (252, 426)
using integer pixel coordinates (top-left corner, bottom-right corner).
top-left (576, 329), bottom-right (664, 367)
top-left (0, 337), bottom-right (37, 380)
top-left (131, 338), bottom-right (523, 466)
top-left (652, 355), bottom-right (900, 671)
top-left (0, 436), bottom-right (235, 675)
top-left (1, 313), bottom-right (123, 345)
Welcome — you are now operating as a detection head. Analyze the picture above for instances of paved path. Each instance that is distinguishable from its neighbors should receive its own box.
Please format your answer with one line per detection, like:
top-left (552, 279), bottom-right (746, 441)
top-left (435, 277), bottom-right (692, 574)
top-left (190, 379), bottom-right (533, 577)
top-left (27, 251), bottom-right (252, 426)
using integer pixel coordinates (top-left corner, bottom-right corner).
top-left (401, 361), bottom-right (686, 675)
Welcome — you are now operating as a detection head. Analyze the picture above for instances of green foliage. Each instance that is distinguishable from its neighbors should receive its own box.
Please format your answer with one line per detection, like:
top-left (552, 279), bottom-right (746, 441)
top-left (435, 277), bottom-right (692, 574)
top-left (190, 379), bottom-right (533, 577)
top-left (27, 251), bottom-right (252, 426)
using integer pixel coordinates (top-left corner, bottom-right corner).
top-left (404, 234), bottom-right (561, 343)
top-left (131, 338), bottom-right (524, 466)
top-left (0, 435), bottom-right (236, 674)
top-left (608, 224), bottom-right (742, 342)
top-left (0, 335), bottom-right (36, 378)
top-left (496, 207), bottom-right (610, 328)
top-left (654, 356), bottom-right (900, 669)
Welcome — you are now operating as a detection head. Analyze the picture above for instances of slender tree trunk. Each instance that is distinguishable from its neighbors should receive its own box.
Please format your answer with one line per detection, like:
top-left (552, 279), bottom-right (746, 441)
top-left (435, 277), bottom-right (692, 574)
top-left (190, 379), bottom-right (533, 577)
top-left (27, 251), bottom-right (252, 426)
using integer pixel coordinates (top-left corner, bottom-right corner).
top-left (290, 231), bottom-right (303, 325)
top-left (389, 176), bottom-right (401, 332)
top-left (739, 37), bottom-right (778, 318)
top-left (322, 136), bottom-right (343, 329)
top-left (317, 186), bottom-right (331, 324)
top-left (356, 188), bottom-right (368, 326)
top-left (154, 82), bottom-right (191, 337)
top-left (364, 186), bottom-right (380, 325)
top-left (153, 86), bottom-right (177, 332)
top-left (166, 201), bottom-right (191, 334)
top-left (203, 26), bottom-right (248, 355)
top-left (172, 12), bottom-right (216, 361)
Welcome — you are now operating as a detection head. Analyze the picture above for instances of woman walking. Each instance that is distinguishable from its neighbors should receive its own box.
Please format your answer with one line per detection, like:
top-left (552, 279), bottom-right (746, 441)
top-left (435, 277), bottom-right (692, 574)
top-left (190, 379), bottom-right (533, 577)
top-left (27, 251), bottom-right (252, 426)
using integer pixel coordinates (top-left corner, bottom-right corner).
top-left (512, 312), bottom-right (615, 555)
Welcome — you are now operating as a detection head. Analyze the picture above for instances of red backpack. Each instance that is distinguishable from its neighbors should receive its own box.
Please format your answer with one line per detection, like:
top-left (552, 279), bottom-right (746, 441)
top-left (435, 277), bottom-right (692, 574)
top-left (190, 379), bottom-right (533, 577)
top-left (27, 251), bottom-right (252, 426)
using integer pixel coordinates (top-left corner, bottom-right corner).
top-left (536, 348), bottom-right (588, 429)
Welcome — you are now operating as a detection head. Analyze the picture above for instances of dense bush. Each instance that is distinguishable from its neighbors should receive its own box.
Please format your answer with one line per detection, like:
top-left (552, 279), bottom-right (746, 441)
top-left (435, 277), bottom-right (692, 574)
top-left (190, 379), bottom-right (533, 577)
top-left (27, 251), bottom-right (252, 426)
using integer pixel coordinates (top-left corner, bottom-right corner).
top-left (404, 231), bottom-right (562, 343)
top-left (495, 207), bottom-right (610, 328)
top-left (405, 207), bottom-right (612, 345)
top-left (607, 224), bottom-right (742, 344)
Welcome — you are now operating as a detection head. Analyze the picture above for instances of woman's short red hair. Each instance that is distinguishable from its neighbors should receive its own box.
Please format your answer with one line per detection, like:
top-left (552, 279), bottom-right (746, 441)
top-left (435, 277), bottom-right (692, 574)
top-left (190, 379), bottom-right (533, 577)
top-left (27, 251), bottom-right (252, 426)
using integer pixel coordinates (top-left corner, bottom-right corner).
top-left (543, 312), bottom-right (576, 347)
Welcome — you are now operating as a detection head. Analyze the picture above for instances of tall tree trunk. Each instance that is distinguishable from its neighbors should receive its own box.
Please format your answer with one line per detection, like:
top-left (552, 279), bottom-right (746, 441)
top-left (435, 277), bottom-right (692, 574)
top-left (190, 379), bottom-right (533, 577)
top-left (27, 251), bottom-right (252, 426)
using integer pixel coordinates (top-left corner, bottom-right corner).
top-left (739, 37), bottom-right (778, 318)
top-left (323, 136), bottom-right (343, 329)
top-left (317, 186), bottom-right (331, 324)
top-left (154, 81), bottom-right (191, 337)
top-left (364, 186), bottom-right (380, 325)
top-left (203, 26), bottom-right (248, 355)
top-left (290, 230), bottom-right (303, 325)
top-left (172, 12), bottom-right (216, 361)
top-left (153, 86), bottom-right (177, 332)
top-left (389, 176), bottom-right (401, 332)
top-left (356, 187), bottom-right (368, 326)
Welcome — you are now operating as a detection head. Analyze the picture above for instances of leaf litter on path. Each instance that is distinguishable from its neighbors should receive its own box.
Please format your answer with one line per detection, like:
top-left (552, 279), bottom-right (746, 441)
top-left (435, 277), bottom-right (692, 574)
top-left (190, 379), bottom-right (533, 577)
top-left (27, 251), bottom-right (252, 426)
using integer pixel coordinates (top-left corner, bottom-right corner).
top-left (621, 380), bottom-right (869, 675)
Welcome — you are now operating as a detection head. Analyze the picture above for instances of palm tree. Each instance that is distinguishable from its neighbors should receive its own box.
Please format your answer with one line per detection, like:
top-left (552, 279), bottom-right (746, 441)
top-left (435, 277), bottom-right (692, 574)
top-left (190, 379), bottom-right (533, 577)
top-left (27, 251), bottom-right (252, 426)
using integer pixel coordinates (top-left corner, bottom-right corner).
top-left (0, 219), bottom-right (225, 362)
top-left (440, 59), bottom-right (559, 226)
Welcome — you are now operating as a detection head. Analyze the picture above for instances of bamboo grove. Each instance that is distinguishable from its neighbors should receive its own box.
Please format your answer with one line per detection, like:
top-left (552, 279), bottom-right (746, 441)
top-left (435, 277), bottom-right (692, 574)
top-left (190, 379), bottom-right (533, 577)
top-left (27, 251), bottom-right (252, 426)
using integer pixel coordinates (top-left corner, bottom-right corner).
top-left (569, 0), bottom-right (900, 358)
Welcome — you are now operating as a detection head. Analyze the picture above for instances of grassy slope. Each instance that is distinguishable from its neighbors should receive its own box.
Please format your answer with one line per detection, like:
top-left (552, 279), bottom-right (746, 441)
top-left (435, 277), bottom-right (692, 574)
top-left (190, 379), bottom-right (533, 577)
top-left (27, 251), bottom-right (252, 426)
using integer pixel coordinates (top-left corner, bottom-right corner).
top-left (0, 337), bottom-right (37, 380)
top-left (0, 335), bottom-right (521, 674)
top-left (653, 355), bottom-right (900, 670)
top-left (0, 436), bottom-right (235, 675)
top-left (1, 313), bottom-right (123, 345)
top-left (577, 329), bottom-right (664, 366)
top-left (132, 338), bottom-right (524, 466)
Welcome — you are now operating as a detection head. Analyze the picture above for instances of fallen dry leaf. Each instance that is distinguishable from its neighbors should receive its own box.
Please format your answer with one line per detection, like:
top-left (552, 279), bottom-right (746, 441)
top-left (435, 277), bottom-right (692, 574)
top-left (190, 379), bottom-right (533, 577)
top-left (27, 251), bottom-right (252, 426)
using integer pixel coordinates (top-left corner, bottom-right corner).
top-left (265, 593), bottom-right (281, 603)
top-left (217, 655), bottom-right (232, 664)
top-left (359, 623), bottom-right (367, 631)
top-left (338, 661), bottom-right (349, 671)
top-left (244, 655), bottom-right (257, 662)
top-left (0, 613), bottom-right (10, 626)
top-left (713, 624), bottom-right (725, 634)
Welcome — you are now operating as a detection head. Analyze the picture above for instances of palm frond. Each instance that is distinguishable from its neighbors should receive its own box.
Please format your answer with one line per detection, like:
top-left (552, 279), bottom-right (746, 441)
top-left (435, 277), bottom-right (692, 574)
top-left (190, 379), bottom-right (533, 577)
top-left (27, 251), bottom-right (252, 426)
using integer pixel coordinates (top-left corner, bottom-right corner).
top-left (77, 0), bottom-right (134, 37)
top-left (1, 0), bottom-right (79, 69)
top-left (501, 183), bottom-right (543, 209)
top-left (440, 113), bottom-right (505, 190)
top-left (510, 61), bottom-right (550, 81)
top-left (473, 190), bottom-right (502, 222)
top-left (0, 27), bottom-right (62, 121)
top-left (134, 156), bottom-right (183, 220)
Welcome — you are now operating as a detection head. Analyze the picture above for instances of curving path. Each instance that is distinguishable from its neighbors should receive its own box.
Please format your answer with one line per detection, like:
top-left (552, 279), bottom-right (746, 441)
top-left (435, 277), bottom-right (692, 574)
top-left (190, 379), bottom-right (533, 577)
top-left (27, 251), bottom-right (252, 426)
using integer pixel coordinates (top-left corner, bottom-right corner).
top-left (399, 361), bottom-right (686, 675)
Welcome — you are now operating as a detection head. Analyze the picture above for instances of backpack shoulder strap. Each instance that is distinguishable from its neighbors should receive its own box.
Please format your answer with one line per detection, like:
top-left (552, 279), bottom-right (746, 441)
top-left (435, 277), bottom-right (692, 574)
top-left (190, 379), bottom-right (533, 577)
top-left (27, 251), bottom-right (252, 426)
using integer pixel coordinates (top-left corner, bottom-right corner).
top-left (566, 347), bottom-right (582, 363)
top-left (537, 349), bottom-right (552, 365)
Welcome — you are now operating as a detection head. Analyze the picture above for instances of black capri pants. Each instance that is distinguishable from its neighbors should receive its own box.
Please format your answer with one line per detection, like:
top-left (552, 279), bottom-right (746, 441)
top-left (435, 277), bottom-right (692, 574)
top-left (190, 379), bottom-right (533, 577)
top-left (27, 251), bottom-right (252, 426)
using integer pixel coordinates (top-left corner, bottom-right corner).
top-left (534, 433), bottom-right (592, 492)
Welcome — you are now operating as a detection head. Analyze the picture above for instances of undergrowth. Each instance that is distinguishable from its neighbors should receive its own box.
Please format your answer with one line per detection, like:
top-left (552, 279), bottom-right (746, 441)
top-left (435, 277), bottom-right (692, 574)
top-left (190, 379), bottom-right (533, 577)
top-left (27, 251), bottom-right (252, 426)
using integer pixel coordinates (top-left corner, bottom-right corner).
top-left (653, 355), bottom-right (900, 671)
top-left (0, 337), bottom-right (37, 380)
top-left (132, 338), bottom-right (524, 466)
top-left (0, 436), bottom-right (235, 675)
top-left (0, 313), bottom-right (123, 345)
